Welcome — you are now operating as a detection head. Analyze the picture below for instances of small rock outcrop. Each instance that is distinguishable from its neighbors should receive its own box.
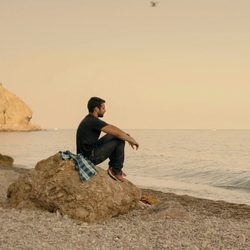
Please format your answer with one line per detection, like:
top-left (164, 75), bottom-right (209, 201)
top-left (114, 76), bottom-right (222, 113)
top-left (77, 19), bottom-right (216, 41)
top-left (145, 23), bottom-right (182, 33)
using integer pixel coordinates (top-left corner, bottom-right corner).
top-left (0, 153), bottom-right (14, 167)
top-left (7, 154), bottom-right (141, 222)
top-left (0, 83), bottom-right (41, 131)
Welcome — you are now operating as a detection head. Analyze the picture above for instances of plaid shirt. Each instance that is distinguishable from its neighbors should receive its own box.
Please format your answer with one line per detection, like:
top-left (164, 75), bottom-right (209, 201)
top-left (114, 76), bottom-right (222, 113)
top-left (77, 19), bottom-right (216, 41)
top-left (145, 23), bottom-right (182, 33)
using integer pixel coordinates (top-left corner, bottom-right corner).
top-left (59, 150), bottom-right (97, 181)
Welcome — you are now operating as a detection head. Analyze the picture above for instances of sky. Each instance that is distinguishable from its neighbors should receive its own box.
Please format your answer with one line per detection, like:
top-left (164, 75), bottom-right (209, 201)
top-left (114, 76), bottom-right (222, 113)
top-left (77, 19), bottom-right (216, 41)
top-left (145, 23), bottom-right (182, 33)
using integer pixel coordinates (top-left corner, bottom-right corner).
top-left (1, 0), bottom-right (250, 129)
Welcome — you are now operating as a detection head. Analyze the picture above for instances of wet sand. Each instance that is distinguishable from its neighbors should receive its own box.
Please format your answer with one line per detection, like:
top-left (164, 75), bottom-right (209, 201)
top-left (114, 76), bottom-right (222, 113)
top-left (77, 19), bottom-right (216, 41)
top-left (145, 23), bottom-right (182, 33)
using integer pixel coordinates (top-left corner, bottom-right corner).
top-left (0, 165), bottom-right (249, 249)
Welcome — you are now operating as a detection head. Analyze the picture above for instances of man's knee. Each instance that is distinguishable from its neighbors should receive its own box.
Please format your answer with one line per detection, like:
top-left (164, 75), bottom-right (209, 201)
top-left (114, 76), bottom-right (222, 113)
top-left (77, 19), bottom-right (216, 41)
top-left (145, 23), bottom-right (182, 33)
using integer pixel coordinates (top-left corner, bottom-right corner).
top-left (116, 138), bottom-right (125, 148)
top-left (107, 135), bottom-right (125, 145)
top-left (108, 135), bottom-right (125, 148)
top-left (103, 134), bottom-right (117, 141)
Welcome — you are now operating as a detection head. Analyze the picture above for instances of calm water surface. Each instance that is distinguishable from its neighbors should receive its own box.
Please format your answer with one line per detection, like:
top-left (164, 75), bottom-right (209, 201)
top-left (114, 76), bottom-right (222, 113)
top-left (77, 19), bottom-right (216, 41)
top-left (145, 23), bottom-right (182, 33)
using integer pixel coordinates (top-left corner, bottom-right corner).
top-left (1, 129), bottom-right (250, 205)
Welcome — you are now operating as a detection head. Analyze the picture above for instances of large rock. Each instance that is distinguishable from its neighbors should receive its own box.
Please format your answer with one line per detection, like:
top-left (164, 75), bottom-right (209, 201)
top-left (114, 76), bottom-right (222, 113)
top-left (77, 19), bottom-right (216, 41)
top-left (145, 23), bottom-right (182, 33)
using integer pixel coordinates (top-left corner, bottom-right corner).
top-left (0, 153), bottom-right (14, 167)
top-left (7, 154), bottom-right (141, 222)
top-left (0, 83), bottom-right (41, 131)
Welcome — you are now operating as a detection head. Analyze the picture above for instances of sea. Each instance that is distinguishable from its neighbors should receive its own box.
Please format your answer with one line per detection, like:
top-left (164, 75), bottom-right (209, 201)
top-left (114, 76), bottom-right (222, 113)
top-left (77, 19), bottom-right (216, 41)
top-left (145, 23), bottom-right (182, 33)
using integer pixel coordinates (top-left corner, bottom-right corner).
top-left (1, 129), bottom-right (250, 205)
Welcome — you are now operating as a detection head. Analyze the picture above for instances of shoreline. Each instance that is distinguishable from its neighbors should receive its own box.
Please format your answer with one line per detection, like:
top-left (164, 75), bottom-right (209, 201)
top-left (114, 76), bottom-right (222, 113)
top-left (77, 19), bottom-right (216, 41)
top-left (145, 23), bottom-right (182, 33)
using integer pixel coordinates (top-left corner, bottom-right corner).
top-left (2, 163), bottom-right (250, 206)
top-left (0, 165), bottom-right (249, 249)
top-left (127, 175), bottom-right (250, 207)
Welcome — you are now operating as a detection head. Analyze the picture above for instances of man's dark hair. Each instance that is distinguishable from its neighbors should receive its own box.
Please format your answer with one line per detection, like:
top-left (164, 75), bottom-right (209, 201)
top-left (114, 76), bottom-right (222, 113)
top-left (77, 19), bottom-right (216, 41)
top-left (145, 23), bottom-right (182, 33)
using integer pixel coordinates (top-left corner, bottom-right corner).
top-left (87, 97), bottom-right (105, 113)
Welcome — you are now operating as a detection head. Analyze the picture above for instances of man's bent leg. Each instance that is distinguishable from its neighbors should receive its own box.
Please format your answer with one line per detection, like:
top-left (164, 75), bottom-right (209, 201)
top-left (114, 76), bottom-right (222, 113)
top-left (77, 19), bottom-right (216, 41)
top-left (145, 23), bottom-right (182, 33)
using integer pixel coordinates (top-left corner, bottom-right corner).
top-left (108, 138), bottom-right (125, 174)
top-left (91, 134), bottom-right (125, 174)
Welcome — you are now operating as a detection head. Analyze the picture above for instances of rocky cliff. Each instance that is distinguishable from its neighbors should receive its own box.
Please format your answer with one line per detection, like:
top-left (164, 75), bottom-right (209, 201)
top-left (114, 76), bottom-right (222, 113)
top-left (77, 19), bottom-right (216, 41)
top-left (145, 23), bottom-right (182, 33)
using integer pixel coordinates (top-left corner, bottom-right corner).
top-left (0, 83), bottom-right (41, 131)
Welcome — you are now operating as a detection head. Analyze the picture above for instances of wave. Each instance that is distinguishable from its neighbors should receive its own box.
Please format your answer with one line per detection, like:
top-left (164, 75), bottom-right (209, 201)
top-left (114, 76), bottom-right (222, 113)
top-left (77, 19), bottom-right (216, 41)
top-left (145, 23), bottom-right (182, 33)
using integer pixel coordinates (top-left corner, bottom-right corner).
top-left (155, 167), bottom-right (250, 192)
top-left (216, 179), bottom-right (250, 192)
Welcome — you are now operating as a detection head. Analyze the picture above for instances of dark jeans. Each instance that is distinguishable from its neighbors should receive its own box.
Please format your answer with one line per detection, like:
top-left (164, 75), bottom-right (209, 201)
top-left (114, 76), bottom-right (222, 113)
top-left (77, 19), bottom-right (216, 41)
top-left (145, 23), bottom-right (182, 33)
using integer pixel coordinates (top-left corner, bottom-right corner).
top-left (90, 134), bottom-right (125, 174)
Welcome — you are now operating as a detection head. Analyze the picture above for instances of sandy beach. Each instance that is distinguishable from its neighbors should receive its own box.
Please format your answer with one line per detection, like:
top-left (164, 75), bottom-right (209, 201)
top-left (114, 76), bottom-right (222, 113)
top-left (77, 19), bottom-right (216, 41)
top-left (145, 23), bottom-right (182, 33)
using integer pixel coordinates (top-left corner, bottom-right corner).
top-left (0, 165), bottom-right (249, 250)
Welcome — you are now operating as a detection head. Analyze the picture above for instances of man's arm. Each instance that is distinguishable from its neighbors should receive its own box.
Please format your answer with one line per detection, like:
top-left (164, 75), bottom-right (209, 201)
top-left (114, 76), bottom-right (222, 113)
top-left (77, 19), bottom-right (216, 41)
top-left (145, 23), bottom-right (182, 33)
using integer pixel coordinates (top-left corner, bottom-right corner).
top-left (101, 125), bottom-right (139, 150)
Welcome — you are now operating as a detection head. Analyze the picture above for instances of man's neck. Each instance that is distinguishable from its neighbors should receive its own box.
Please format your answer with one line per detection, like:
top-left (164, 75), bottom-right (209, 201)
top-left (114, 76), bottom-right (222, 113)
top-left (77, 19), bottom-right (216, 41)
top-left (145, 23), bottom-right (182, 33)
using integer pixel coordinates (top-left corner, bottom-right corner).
top-left (89, 112), bottom-right (98, 118)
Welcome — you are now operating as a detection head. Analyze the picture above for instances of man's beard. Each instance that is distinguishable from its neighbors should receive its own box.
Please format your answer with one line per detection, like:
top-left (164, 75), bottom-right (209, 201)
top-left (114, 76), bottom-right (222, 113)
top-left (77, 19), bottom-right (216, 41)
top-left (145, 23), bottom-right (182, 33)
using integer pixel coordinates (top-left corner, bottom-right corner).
top-left (98, 113), bottom-right (104, 118)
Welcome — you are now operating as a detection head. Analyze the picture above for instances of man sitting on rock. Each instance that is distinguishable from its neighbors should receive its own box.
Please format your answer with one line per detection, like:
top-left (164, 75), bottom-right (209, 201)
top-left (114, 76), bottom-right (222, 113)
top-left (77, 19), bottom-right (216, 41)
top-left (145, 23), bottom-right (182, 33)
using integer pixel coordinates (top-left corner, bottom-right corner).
top-left (76, 97), bottom-right (139, 182)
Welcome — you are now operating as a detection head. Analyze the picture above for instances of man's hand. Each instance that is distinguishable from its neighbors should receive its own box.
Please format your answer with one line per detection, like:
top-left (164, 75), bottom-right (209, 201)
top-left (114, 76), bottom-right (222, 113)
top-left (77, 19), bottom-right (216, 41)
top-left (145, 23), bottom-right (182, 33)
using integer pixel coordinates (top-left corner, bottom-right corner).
top-left (129, 141), bottom-right (139, 150)
top-left (127, 133), bottom-right (139, 150)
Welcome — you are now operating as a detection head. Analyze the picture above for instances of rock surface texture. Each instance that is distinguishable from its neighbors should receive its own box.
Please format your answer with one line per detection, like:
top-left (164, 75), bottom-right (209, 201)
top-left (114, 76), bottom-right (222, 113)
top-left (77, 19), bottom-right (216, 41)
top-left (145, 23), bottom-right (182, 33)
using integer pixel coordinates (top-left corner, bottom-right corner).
top-left (0, 153), bottom-right (14, 167)
top-left (7, 153), bottom-right (141, 222)
top-left (0, 83), bottom-right (41, 131)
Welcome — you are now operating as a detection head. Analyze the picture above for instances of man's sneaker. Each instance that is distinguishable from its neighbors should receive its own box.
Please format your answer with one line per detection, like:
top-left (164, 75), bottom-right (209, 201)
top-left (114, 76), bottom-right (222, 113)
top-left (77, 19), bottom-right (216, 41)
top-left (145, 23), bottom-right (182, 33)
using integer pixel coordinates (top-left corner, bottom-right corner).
top-left (107, 168), bottom-right (125, 182)
top-left (107, 168), bottom-right (118, 181)
top-left (115, 172), bottom-right (125, 182)
top-left (121, 170), bottom-right (127, 177)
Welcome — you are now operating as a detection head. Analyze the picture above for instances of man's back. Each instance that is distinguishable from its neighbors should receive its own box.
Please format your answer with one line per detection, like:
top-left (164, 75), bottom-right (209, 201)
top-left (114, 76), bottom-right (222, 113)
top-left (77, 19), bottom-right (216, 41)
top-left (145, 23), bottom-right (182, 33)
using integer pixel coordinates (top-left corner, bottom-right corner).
top-left (76, 114), bottom-right (107, 157)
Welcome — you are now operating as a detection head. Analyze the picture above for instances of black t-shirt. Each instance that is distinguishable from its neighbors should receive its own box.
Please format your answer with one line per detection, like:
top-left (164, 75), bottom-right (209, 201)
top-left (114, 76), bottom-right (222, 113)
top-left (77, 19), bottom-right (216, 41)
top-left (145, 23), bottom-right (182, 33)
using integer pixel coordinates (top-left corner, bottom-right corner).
top-left (76, 114), bottom-right (108, 157)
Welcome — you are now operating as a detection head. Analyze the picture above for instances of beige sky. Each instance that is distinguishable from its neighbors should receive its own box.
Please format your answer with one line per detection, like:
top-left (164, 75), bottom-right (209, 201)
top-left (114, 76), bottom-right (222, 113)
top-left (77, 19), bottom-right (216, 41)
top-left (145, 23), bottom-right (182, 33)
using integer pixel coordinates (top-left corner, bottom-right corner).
top-left (1, 0), bottom-right (250, 129)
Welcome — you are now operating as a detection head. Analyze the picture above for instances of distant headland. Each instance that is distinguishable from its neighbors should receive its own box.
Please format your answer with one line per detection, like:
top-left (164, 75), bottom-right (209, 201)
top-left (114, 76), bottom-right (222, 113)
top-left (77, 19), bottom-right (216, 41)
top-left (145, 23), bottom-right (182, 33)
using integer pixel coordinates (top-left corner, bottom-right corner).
top-left (0, 83), bottom-right (41, 132)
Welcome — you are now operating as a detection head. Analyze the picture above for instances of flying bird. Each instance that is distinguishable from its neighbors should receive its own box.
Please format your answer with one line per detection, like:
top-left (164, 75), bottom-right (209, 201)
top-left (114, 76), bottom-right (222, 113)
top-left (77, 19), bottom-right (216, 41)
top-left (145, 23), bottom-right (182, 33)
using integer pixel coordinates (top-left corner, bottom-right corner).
top-left (150, 1), bottom-right (158, 7)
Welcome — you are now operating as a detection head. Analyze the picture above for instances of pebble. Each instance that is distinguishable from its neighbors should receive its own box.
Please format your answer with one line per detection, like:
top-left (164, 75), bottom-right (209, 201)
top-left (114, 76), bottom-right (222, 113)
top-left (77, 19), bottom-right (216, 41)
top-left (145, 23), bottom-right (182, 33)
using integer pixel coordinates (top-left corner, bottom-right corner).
top-left (239, 234), bottom-right (246, 244)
